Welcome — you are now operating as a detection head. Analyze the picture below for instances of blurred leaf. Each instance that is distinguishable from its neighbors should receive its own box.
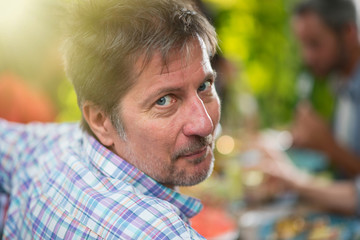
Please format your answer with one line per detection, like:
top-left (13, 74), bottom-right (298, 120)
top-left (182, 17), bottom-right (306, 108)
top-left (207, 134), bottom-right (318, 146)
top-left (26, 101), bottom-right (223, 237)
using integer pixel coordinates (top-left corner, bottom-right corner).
top-left (56, 78), bottom-right (81, 122)
top-left (205, 0), bottom-right (306, 128)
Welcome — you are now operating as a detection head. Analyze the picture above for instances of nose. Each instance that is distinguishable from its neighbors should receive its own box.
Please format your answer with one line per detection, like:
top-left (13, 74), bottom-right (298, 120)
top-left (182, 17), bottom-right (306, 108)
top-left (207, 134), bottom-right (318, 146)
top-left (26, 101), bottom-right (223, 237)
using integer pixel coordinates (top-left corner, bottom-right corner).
top-left (182, 97), bottom-right (214, 137)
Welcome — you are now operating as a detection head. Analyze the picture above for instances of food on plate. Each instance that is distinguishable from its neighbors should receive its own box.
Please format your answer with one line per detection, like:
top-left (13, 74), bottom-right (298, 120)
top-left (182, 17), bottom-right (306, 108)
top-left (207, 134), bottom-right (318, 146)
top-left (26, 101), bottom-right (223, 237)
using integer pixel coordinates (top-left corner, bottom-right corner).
top-left (308, 219), bottom-right (339, 240)
top-left (274, 216), bottom-right (306, 239)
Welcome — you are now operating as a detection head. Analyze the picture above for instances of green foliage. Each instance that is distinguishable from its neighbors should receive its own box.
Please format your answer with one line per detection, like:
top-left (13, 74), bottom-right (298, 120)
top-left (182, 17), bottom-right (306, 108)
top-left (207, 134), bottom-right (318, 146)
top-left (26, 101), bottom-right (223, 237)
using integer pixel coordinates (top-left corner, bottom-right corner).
top-left (56, 78), bottom-right (81, 122)
top-left (205, 0), bottom-right (302, 128)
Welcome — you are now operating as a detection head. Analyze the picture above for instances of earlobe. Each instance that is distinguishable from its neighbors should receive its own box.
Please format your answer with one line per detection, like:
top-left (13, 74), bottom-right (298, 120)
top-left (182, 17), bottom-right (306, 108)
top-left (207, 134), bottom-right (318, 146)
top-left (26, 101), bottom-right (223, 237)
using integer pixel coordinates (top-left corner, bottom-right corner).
top-left (82, 102), bottom-right (115, 147)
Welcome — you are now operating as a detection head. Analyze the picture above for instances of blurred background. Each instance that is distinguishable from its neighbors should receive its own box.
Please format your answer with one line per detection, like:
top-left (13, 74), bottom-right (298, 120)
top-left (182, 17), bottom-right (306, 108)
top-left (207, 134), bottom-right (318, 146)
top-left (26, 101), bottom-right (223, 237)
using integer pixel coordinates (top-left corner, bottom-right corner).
top-left (2, 0), bottom-right (360, 239)
top-left (0, 0), bottom-right (80, 123)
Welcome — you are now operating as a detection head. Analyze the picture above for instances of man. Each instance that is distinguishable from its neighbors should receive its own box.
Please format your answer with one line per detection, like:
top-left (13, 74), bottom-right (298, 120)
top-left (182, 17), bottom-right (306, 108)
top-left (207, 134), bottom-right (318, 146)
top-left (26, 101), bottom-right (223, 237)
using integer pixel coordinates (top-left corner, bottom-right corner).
top-left (252, 0), bottom-right (360, 216)
top-left (291, 0), bottom-right (360, 177)
top-left (0, 0), bottom-right (220, 238)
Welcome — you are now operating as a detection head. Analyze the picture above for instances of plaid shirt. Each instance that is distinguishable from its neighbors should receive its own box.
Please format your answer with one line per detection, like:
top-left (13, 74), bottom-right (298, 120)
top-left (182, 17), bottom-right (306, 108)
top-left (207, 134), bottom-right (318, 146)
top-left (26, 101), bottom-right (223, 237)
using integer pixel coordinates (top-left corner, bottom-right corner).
top-left (0, 119), bottom-right (205, 239)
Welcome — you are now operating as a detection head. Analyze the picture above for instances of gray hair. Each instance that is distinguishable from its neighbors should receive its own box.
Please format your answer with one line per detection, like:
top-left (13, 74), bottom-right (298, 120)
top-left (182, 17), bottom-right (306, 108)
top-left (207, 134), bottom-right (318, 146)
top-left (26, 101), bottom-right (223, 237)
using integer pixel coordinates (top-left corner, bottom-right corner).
top-left (62, 0), bottom-right (217, 138)
top-left (293, 0), bottom-right (357, 32)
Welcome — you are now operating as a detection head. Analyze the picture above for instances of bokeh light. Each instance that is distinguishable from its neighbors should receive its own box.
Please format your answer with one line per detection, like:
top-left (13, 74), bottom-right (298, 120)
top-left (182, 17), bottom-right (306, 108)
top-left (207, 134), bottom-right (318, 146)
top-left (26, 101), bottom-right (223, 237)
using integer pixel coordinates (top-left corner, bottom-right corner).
top-left (216, 135), bottom-right (235, 155)
top-left (243, 170), bottom-right (264, 187)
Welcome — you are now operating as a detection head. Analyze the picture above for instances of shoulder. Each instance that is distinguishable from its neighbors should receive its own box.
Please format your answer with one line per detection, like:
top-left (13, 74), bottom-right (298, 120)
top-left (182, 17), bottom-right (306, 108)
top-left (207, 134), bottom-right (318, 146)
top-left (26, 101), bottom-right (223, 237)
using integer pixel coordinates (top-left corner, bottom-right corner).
top-left (0, 120), bottom-right (79, 157)
top-left (28, 168), bottom-right (204, 239)
top-left (0, 119), bottom-right (78, 136)
top-left (10, 122), bottom-right (82, 184)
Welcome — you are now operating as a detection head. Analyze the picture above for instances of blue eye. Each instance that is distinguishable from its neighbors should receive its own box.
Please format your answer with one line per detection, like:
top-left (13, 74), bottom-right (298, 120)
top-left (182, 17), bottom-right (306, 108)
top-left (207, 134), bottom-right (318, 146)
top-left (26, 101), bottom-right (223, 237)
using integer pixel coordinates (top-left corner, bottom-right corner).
top-left (156, 95), bottom-right (172, 106)
top-left (198, 81), bottom-right (211, 92)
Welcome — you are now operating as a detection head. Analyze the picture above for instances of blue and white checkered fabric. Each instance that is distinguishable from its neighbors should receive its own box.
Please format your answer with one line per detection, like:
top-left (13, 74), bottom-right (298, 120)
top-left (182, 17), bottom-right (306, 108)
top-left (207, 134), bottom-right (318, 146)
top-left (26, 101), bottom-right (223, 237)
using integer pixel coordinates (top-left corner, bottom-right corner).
top-left (0, 119), bottom-right (204, 239)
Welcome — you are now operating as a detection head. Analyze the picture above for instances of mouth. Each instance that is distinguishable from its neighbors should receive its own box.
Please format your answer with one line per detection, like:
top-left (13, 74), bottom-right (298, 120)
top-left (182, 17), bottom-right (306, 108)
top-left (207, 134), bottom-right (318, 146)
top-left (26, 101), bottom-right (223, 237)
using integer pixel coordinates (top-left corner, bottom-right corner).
top-left (172, 135), bottom-right (214, 163)
top-left (181, 146), bottom-right (208, 159)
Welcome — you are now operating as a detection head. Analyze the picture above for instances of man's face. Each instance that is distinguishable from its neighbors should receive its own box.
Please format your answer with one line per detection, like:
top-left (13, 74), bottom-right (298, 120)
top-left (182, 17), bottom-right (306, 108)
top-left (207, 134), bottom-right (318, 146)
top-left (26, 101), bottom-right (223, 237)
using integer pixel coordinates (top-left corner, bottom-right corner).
top-left (111, 39), bottom-right (220, 188)
top-left (293, 12), bottom-right (344, 76)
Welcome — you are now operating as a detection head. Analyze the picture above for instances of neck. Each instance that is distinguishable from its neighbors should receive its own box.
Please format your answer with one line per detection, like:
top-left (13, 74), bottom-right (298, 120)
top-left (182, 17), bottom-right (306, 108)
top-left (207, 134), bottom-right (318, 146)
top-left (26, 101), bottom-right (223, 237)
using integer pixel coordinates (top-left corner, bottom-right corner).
top-left (162, 183), bottom-right (177, 190)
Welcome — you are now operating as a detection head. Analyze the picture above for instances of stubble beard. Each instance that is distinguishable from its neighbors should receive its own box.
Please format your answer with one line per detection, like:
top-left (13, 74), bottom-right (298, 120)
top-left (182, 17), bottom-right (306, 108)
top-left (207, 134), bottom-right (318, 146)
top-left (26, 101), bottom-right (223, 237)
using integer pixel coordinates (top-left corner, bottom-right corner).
top-left (166, 154), bottom-right (215, 187)
top-left (123, 135), bottom-right (215, 187)
top-left (165, 135), bottom-right (215, 186)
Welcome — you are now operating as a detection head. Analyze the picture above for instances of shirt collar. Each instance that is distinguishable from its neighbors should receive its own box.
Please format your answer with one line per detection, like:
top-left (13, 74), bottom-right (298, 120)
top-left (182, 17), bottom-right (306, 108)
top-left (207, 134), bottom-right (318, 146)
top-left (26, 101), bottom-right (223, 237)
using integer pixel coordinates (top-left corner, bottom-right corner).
top-left (82, 132), bottom-right (202, 219)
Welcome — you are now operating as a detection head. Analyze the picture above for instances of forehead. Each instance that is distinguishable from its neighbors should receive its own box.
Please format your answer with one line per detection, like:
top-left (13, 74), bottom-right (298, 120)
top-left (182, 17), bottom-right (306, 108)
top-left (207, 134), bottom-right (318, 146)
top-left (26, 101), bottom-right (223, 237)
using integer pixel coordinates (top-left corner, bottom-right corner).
top-left (293, 12), bottom-right (332, 35)
top-left (134, 38), bottom-right (211, 77)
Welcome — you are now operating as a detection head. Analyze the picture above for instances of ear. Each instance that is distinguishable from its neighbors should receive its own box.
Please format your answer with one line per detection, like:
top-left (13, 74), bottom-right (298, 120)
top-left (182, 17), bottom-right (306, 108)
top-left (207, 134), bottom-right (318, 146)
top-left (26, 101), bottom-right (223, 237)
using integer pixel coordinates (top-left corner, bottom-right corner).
top-left (343, 23), bottom-right (358, 44)
top-left (82, 102), bottom-right (116, 147)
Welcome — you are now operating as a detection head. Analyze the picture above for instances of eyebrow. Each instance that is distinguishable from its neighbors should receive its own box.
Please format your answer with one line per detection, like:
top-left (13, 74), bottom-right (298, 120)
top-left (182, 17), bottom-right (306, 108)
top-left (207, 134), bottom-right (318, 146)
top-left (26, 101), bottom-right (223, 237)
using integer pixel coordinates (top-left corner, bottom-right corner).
top-left (142, 71), bottom-right (217, 106)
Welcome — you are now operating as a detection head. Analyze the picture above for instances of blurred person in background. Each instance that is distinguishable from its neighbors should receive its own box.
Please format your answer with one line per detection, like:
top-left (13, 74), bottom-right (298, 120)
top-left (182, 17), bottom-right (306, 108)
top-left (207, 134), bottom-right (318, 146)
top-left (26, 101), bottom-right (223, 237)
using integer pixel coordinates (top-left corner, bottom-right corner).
top-left (291, 0), bottom-right (360, 177)
top-left (250, 0), bottom-right (360, 216)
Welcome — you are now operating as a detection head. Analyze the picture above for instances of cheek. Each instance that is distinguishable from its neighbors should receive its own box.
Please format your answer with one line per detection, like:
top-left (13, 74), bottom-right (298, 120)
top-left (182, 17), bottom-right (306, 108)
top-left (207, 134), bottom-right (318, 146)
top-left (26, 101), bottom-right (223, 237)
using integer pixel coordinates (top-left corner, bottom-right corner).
top-left (321, 36), bottom-right (338, 58)
top-left (141, 119), bottom-right (179, 145)
top-left (146, 119), bottom-right (176, 133)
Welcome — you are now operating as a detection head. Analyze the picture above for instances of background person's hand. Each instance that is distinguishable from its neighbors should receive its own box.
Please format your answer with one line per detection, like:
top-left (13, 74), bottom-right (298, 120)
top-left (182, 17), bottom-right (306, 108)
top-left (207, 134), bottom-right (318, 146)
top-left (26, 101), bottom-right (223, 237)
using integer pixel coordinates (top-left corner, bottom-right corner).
top-left (291, 102), bottom-right (334, 151)
top-left (245, 146), bottom-right (357, 215)
top-left (244, 146), bottom-right (311, 191)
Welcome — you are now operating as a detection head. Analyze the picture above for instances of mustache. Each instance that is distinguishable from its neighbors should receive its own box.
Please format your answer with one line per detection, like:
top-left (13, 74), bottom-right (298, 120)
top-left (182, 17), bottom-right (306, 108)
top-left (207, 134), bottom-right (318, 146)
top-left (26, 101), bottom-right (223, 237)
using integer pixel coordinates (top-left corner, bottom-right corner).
top-left (171, 135), bottom-right (213, 162)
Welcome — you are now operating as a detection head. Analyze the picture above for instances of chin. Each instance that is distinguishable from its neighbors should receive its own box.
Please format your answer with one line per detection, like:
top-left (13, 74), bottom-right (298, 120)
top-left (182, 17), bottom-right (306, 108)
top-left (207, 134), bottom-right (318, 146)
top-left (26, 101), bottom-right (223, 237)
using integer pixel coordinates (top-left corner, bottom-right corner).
top-left (157, 152), bottom-right (215, 187)
top-left (178, 155), bottom-right (215, 187)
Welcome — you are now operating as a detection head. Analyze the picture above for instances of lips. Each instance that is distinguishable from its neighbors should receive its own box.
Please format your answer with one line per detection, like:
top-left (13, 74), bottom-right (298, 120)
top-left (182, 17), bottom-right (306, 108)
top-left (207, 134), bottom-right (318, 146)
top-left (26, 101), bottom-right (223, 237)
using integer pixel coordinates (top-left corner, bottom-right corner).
top-left (171, 136), bottom-right (213, 162)
top-left (182, 146), bottom-right (207, 158)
